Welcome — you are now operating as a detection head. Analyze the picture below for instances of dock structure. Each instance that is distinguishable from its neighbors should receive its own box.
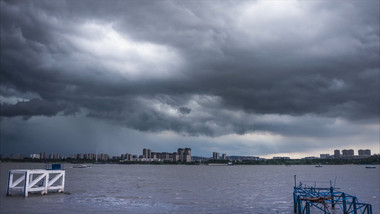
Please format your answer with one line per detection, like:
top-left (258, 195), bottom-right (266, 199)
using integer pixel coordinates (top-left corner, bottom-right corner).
top-left (7, 169), bottom-right (65, 197)
top-left (293, 175), bottom-right (372, 214)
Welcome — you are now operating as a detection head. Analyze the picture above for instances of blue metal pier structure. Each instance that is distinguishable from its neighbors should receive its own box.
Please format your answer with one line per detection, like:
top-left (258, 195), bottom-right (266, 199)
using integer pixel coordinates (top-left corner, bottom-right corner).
top-left (293, 175), bottom-right (372, 214)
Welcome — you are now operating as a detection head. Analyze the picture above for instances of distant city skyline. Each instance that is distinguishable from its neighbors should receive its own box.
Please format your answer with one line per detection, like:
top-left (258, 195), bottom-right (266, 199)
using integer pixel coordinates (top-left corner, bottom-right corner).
top-left (1, 1), bottom-right (379, 158)
top-left (3, 147), bottom-right (376, 161)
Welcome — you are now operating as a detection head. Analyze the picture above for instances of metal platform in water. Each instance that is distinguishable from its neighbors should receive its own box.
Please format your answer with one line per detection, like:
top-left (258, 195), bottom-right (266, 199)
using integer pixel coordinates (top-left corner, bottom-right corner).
top-left (7, 168), bottom-right (65, 197)
top-left (293, 175), bottom-right (372, 214)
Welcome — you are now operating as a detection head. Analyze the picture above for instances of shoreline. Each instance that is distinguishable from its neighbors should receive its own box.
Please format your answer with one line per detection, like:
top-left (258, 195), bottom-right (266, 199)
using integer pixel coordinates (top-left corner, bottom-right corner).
top-left (1, 159), bottom-right (379, 166)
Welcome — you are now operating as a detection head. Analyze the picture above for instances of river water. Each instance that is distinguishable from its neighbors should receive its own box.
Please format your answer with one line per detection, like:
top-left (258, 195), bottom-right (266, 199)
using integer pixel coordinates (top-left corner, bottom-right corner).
top-left (0, 163), bottom-right (379, 214)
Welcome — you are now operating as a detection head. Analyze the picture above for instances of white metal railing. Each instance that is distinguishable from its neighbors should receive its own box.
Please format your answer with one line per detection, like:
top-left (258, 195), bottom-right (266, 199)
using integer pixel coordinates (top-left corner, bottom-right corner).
top-left (7, 169), bottom-right (65, 197)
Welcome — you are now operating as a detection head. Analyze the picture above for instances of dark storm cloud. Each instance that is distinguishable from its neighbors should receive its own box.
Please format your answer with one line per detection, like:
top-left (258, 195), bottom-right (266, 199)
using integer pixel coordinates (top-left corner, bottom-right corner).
top-left (1, 0), bottom-right (379, 138)
top-left (178, 107), bottom-right (191, 115)
top-left (0, 99), bottom-right (69, 119)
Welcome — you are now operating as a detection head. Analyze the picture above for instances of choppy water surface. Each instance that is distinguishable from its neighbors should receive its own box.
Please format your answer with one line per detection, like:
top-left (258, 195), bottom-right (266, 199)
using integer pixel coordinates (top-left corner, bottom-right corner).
top-left (1, 163), bottom-right (379, 214)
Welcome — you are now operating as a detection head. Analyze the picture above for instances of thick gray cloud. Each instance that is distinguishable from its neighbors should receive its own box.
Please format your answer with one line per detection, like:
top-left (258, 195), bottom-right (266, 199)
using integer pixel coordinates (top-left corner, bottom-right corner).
top-left (0, 0), bottom-right (379, 156)
top-left (0, 98), bottom-right (70, 119)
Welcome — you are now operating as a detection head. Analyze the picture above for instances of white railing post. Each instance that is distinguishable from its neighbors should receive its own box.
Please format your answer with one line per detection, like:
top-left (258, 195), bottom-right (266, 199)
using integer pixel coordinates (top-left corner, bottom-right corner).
top-left (44, 171), bottom-right (49, 195)
top-left (24, 171), bottom-right (29, 197)
top-left (61, 171), bottom-right (65, 192)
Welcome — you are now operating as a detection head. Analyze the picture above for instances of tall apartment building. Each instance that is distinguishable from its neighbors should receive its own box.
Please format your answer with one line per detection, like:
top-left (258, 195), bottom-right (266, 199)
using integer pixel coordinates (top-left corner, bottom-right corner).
top-left (213, 152), bottom-right (219, 160)
top-left (142, 148), bottom-right (151, 159)
top-left (222, 153), bottom-right (227, 160)
top-left (358, 149), bottom-right (371, 156)
top-left (333, 149), bottom-right (341, 159)
top-left (342, 149), bottom-right (354, 158)
top-left (178, 148), bottom-right (184, 161)
top-left (87, 153), bottom-right (96, 160)
top-left (121, 153), bottom-right (132, 161)
top-left (97, 153), bottom-right (109, 161)
top-left (172, 152), bottom-right (178, 161)
top-left (137, 148), bottom-right (192, 162)
top-left (40, 152), bottom-right (46, 159)
top-left (184, 148), bottom-right (192, 162)
top-left (49, 153), bottom-right (55, 159)
top-left (157, 152), bottom-right (170, 160)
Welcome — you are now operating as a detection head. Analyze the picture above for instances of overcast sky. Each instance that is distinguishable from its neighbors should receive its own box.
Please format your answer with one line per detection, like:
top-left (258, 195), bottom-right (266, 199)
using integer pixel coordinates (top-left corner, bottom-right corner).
top-left (1, 0), bottom-right (379, 158)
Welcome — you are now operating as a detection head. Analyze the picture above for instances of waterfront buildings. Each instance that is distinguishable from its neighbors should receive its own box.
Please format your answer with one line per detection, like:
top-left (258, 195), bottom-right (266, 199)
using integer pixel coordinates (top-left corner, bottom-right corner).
top-left (30, 153), bottom-right (61, 160)
top-left (303, 156), bottom-right (319, 160)
top-left (143, 148), bottom-right (151, 159)
top-left (3, 148), bottom-right (375, 162)
top-left (358, 149), bottom-right (371, 157)
top-left (342, 149), bottom-right (354, 158)
top-left (272, 156), bottom-right (290, 160)
top-left (40, 152), bottom-right (46, 159)
top-left (211, 152), bottom-right (230, 160)
top-left (183, 148), bottom-right (192, 162)
top-left (228, 156), bottom-right (259, 161)
top-left (30, 154), bottom-right (40, 159)
top-left (322, 149), bottom-right (372, 159)
top-left (138, 148), bottom-right (192, 162)
top-left (334, 149), bottom-right (341, 159)
top-left (320, 154), bottom-right (330, 159)
top-left (98, 153), bottom-right (109, 161)
top-left (213, 152), bottom-right (219, 160)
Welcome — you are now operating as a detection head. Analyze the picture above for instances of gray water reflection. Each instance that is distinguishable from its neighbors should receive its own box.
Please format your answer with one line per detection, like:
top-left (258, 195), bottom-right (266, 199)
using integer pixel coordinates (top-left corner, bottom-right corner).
top-left (1, 163), bottom-right (379, 214)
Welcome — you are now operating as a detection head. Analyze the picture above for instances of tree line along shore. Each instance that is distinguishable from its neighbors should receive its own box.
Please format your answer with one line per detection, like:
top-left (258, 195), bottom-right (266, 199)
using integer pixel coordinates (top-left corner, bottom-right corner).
top-left (1, 155), bottom-right (379, 165)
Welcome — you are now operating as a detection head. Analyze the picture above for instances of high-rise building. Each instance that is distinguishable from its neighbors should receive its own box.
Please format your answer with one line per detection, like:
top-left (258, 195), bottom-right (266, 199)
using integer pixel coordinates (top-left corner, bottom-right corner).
top-left (178, 148), bottom-right (184, 161)
top-left (87, 153), bottom-right (96, 160)
top-left (342, 149), bottom-right (354, 158)
top-left (213, 152), bottom-right (219, 160)
top-left (98, 153), bottom-right (109, 161)
top-left (222, 153), bottom-right (227, 160)
top-left (184, 148), bottom-right (192, 162)
top-left (142, 148), bottom-right (151, 159)
top-left (358, 149), bottom-right (371, 156)
top-left (40, 152), bottom-right (46, 159)
top-left (333, 150), bottom-right (341, 159)
top-left (162, 152), bottom-right (170, 160)
top-left (172, 152), bottom-right (178, 161)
